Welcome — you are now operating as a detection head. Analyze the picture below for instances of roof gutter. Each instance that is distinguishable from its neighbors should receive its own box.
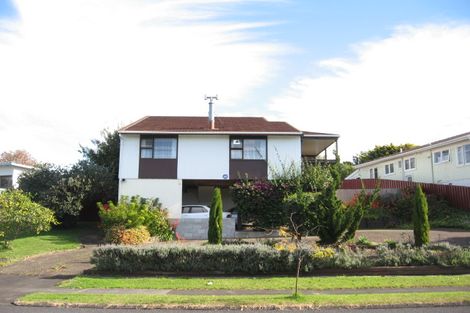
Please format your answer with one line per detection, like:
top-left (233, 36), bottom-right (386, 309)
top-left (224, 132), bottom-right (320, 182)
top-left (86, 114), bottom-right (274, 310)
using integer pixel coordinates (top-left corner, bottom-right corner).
top-left (119, 130), bottom-right (304, 135)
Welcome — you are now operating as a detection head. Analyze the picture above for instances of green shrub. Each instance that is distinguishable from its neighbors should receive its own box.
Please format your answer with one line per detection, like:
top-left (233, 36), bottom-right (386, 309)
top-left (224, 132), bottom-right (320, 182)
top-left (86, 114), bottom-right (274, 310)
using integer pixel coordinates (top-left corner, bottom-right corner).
top-left (208, 188), bottom-right (223, 244)
top-left (91, 242), bottom-right (470, 274)
top-left (104, 225), bottom-right (150, 245)
top-left (0, 189), bottom-right (58, 247)
top-left (98, 196), bottom-right (173, 241)
top-left (413, 185), bottom-right (430, 247)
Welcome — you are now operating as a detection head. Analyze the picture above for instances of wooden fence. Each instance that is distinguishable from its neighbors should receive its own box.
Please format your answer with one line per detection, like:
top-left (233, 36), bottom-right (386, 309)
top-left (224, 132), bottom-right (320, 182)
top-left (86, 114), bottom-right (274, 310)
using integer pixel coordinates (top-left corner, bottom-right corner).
top-left (340, 179), bottom-right (470, 210)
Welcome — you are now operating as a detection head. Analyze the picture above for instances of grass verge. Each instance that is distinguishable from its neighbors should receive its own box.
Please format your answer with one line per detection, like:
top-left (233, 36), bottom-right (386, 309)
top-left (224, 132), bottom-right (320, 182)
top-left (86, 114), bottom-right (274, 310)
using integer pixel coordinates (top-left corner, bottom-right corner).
top-left (61, 275), bottom-right (470, 290)
top-left (0, 228), bottom-right (82, 266)
top-left (17, 292), bottom-right (470, 309)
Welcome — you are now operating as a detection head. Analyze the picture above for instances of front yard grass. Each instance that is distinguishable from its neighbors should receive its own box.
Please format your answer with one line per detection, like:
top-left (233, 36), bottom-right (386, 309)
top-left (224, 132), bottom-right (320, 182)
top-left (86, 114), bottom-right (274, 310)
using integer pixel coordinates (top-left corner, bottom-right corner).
top-left (0, 228), bottom-right (82, 266)
top-left (61, 274), bottom-right (470, 290)
top-left (17, 291), bottom-right (470, 309)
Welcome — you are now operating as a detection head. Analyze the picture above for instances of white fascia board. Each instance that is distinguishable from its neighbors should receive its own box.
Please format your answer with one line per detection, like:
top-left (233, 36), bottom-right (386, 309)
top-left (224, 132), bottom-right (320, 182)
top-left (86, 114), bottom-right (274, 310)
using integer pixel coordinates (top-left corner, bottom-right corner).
top-left (302, 134), bottom-right (340, 138)
top-left (119, 130), bottom-right (303, 136)
top-left (0, 162), bottom-right (34, 169)
top-left (354, 134), bottom-right (470, 169)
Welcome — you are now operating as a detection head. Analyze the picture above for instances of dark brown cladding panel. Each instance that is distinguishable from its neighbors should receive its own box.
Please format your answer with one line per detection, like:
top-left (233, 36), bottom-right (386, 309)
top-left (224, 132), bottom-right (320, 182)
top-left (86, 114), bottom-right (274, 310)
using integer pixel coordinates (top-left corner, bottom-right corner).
top-left (229, 160), bottom-right (267, 180)
top-left (139, 159), bottom-right (177, 179)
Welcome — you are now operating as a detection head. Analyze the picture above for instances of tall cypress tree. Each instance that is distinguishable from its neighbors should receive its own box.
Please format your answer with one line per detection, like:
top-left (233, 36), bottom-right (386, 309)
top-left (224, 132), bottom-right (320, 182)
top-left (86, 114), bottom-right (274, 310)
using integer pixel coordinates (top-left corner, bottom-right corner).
top-left (413, 184), bottom-right (430, 247)
top-left (208, 187), bottom-right (223, 244)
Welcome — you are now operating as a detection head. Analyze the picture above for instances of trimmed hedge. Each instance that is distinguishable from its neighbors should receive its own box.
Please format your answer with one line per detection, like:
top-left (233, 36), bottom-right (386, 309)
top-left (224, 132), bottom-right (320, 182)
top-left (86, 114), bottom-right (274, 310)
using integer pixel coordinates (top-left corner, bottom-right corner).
top-left (91, 243), bottom-right (470, 274)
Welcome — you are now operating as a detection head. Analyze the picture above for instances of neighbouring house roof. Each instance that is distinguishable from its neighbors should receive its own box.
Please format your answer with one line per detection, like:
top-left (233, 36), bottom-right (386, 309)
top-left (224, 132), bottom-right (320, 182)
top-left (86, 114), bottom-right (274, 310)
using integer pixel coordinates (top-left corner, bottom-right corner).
top-left (120, 116), bottom-right (304, 135)
top-left (0, 162), bottom-right (34, 170)
top-left (354, 131), bottom-right (470, 169)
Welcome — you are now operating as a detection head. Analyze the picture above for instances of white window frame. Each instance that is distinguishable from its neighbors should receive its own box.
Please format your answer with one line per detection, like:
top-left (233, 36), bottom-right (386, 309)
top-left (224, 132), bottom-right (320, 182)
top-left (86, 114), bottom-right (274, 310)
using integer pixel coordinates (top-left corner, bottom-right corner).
top-left (369, 168), bottom-right (374, 179)
top-left (404, 157), bottom-right (416, 171)
top-left (457, 144), bottom-right (470, 166)
top-left (433, 149), bottom-right (450, 164)
top-left (384, 163), bottom-right (394, 175)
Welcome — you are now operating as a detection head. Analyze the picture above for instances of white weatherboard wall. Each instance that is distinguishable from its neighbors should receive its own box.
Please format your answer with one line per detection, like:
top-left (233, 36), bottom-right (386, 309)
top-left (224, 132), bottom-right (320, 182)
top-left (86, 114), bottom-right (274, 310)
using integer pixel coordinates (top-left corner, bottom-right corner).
top-left (268, 136), bottom-right (301, 179)
top-left (0, 165), bottom-right (30, 188)
top-left (178, 135), bottom-right (230, 180)
top-left (118, 134), bottom-right (140, 179)
top-left (119, 179), bottom-right (182, 218)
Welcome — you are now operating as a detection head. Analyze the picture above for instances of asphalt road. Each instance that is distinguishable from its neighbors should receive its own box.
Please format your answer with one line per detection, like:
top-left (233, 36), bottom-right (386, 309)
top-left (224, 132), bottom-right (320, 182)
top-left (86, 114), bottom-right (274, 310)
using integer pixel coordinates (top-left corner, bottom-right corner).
top-left (1, 304), bottom-right (469, 313)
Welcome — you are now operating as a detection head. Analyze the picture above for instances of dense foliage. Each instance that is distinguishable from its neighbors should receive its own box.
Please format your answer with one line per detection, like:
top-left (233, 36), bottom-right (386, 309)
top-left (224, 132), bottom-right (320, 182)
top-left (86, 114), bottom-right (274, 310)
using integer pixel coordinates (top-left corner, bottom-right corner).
top-left (353, 143), bottom-right (415, 165)
top-left (208, 187), bottom-right (223, 244)
top-left (0, 190), bottom-right (57, 247)
top-left (413, 185), bottom-right (430, 247)
top-left (18, 129), bottom-right (120, 225)
top-left (362, 187), bottom-right (470, 230)
top-left (92, 241), bottom-right (470, 274)
top-left (98, 196), bottom-right (173, 242)
top-left (18, 163), bottom-right (89, 227)
top-left (231, 163), bottom-right (377, 244)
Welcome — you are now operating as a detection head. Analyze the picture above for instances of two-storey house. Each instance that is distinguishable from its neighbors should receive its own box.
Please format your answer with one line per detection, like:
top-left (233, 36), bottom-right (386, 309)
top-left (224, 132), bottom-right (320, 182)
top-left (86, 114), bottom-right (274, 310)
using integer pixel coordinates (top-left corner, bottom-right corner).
top-left (346, 132), bottom-right (470, 187)
top-left (118, 115), bottom-right (339, 218)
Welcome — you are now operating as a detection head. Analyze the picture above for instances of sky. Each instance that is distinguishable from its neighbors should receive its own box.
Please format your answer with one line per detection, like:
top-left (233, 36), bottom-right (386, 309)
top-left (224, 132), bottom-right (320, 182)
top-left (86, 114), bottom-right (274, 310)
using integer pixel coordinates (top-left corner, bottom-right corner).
top-left (0, 0), bottom-right (469, 165)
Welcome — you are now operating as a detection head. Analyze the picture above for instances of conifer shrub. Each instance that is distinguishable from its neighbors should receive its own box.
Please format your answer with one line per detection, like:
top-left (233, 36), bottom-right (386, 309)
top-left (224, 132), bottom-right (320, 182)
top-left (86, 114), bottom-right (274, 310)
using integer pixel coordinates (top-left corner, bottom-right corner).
top-left (413, 185), bottom-right (430, 247)
top-left (208, 187), bottom-right (223, 244)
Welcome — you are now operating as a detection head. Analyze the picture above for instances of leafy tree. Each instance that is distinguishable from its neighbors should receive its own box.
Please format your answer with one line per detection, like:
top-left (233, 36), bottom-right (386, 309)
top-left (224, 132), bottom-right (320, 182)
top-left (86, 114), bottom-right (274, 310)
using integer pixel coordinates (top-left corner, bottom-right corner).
top-left (0, 149), bottom-right (37, 166)
top-left (18, 164), bottom-right (91, 227)
top-left (413, 185), bottom-right (430, 247)
top-left (208, 187), bottom-right (223, 244)
top-left (71, 160), bottom-right (118, 219)
top-left (80, 129), bottom-right (120, 181)
top-left (353, 143), bottom-right (415, 165)
top-left (0, 190), bottom-right (57, 247)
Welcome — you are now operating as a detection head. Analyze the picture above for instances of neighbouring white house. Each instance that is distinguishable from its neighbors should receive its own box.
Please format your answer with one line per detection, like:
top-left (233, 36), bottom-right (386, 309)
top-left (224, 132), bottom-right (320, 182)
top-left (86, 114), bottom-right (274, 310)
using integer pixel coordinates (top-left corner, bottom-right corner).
top-left (0, 162), bottom-right (33, 192)
top-left (118, 115), bottom-right (339, 218)
top-left (346, 132), bottom-right (470, 187)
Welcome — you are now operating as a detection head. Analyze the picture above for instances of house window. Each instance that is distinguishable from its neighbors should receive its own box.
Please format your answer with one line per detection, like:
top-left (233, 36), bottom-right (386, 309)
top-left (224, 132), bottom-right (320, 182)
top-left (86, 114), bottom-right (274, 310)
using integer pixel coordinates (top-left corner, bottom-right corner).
top-left (154, 138), bottom-right (177, 159)
top-left (433, 149), bottom-right (450, 164)
top-left (457, 144), bottom-right (470, 165)
top-left (140, 138), bottom-right (153, 159)
top-left (404, 157), bottom-right (416, 170)
top-left (385, 163), bottom-right (394, 175)
top-left (369, 169), bottom-right (374, 178)
top-left (230, 138), bottom-right (266, 160)
top-left (140, 136), bottom-right (177, 159)
top-left (0, 175), bottom-right (13, 189)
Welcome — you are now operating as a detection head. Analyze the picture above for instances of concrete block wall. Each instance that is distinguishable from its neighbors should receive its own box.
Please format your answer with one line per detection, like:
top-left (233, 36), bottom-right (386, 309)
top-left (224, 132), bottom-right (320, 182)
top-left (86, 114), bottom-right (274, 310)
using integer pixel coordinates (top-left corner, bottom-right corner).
top-left (175, 218), bottom-right (236, 240)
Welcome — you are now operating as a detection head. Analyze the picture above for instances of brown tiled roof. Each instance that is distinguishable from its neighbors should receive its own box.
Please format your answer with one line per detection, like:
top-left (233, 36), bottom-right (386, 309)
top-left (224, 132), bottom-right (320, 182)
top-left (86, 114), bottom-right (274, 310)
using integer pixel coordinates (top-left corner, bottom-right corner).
top-left (120, 116), bottom-right (301, 133)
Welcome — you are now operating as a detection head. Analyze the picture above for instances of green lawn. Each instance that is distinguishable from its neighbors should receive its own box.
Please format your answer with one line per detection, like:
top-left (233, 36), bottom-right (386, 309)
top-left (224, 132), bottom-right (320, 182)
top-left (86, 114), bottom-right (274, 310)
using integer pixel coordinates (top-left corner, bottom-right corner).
top-left (0, 228), bottom-right (82, 266)
top-left (18, 292), bottom-right (470, 309)
top-left (61, 274), bottom-right (470, 290)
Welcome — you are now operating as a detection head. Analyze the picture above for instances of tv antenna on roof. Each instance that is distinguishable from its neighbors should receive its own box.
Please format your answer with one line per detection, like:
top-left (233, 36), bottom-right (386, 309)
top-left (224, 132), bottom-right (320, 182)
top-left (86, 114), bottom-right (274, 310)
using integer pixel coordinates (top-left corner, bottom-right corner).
top-left (205, 95), bottom-right (218, 129)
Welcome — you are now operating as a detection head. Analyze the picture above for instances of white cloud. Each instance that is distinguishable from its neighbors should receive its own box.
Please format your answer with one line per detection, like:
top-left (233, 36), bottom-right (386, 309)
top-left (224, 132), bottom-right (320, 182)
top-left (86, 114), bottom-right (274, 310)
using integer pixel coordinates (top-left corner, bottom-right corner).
top-left (0, 0), bottom-right (285, 164)
top-left (269, 24), bottom-right (470, 162)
